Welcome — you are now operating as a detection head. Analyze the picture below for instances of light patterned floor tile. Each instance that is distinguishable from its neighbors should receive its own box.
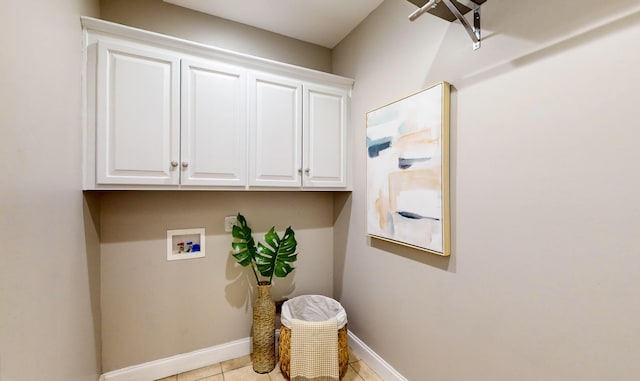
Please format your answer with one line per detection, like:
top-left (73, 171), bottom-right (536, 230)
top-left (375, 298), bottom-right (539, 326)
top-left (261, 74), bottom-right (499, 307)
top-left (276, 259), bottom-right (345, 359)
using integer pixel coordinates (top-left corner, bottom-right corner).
top-left (341, 364), bottom-right (365, 381)
top-left (223, 364), bottom-right (271, 381)
top-left (220, 354), bottom-right (253, 372)
top-left (176, 363), bottom-right (222, 381)
top-left (155, 376), bottom-right (177, 381)
top-left (193, 375), bottom-right (223, 381)
top-left (268, 363), bottom-right (288, 381)
top-left (350, 360), bottom-right (383, 381)
top-left (348, 347), bottom-right (360, 363)
top-left (155, 348), bottom-right (379, 381)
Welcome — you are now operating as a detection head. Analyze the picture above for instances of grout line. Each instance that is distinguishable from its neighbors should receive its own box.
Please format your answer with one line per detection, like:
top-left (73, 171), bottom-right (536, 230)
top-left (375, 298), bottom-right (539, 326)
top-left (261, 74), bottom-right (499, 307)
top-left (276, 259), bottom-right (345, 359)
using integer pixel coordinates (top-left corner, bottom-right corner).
top-left (166, 354), bottom-right (379, 381)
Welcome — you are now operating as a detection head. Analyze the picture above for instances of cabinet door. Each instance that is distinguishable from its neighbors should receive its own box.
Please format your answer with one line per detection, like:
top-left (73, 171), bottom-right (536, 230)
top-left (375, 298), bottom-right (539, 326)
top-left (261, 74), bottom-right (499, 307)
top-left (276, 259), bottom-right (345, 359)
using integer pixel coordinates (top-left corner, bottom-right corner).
top-left (248, 73), bottom-right (302, 187)
top-left (96, 41), bottom-right (180, 185)
top-left (181, 59), bottom-right (247, 186)
top-left (303, 84), bottom-right (350, 188)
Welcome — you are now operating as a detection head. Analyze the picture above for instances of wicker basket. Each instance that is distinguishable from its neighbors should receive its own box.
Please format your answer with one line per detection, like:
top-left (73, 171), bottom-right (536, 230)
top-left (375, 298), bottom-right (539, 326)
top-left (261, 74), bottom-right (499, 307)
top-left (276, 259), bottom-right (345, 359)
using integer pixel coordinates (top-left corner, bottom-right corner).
top-left (253, 282), bottom-right (276, 373)
top-left (278, 323), bottom-right (349, 379)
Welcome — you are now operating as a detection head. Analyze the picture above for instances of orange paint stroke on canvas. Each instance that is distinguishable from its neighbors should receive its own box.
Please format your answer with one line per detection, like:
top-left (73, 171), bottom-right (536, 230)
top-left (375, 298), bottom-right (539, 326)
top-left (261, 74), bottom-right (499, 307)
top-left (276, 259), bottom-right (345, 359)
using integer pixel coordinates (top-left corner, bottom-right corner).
top-left (387, 169), bottom-right (440, 212)
top-left (375, 189), bottom-right (390, 230)
top-left (394, 129), bottom-right (439, 149)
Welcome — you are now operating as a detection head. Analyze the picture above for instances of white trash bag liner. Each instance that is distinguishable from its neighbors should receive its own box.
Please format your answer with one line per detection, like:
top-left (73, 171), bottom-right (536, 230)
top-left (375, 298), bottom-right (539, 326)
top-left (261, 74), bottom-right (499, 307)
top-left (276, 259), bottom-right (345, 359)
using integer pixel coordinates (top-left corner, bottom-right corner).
top-left (281, 295), bottom-right (347, 329)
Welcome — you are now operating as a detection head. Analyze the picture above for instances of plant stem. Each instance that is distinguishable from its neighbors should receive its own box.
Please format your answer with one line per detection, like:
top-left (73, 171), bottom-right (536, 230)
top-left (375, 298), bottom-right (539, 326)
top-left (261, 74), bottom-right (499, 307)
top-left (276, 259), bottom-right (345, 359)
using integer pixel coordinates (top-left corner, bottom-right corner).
top-left (251, 262), bottom-right (260, 283)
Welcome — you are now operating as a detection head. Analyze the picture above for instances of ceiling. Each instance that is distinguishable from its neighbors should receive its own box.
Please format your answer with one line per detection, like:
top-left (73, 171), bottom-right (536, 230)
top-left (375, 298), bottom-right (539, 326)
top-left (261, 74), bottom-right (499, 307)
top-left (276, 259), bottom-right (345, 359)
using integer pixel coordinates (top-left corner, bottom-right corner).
top-left (163, 0), bottom-right (385, 48)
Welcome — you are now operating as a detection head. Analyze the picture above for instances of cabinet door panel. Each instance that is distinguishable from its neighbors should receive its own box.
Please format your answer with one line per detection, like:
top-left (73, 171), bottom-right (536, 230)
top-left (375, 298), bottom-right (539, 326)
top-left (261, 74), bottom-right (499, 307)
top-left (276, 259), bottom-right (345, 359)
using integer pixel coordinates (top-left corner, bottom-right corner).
top-left (303, 84), bottom-right (349, 188)
top-left (181, 59), bottom-right (246, 186)
top-left (96, 41), bottom-right (180, 185)
top-left (249, 74), bottom-right (302, 187)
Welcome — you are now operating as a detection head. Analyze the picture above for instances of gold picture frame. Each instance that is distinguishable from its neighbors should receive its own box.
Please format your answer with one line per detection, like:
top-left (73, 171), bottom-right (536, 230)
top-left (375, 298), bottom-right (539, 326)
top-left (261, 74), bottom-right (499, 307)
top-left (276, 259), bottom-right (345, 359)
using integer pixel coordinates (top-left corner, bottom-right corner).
top-left (366, 82), bottom-right (451, 256)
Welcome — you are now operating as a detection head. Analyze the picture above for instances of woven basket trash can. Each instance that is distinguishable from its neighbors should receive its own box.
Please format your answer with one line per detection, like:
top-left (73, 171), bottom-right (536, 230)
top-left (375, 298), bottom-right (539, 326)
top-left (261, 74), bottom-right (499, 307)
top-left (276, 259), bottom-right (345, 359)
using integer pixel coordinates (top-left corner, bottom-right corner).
top-left (278, 295), bottom-right (348, 379)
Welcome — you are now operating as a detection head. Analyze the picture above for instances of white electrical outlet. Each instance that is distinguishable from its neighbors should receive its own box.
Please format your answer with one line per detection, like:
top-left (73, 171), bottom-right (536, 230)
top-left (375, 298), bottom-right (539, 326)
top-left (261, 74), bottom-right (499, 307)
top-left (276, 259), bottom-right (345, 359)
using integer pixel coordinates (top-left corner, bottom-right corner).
top-left (224, 215), bottom-right (237, 232)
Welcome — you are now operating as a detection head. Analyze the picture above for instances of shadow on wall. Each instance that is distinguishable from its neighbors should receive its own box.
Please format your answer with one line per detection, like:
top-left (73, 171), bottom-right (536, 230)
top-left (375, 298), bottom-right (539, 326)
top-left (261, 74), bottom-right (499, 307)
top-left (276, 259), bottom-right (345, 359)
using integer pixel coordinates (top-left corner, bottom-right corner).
top-left (95, 190), bottom-right (327, 311)
top-left (423, 0), bottom-right (640, 88)
top-left (332, 192), bottom-right (352, 300)
top-left (464, 4), bottom-right (640, 88)
top-left (486, 0), bottom-right (640, 43)
top-left (99, 191), bottom-right (333, 243)
top-left (370, 237), bottom-right (452, 271)
top-left (332, 188), bottom-right (453, 300)
top-left (224, 248), bottom-right (296, 310)
top-left (82, 192), bottom-right (103, 372)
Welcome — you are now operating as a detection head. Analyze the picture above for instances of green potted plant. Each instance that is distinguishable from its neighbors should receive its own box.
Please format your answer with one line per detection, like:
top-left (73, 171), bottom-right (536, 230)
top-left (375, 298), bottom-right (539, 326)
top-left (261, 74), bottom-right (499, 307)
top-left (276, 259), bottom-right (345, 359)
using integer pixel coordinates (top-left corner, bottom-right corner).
top-left (230, 213), bottom-right (298, 373)
top-left (231, 213), bottom-right (298, 285)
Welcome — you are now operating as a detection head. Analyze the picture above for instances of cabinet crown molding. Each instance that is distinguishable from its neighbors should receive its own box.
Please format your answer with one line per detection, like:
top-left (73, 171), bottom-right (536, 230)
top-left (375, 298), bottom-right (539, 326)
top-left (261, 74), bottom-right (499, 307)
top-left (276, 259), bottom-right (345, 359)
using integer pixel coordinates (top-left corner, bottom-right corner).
top-left (81, 16), bottom-right (354, 89)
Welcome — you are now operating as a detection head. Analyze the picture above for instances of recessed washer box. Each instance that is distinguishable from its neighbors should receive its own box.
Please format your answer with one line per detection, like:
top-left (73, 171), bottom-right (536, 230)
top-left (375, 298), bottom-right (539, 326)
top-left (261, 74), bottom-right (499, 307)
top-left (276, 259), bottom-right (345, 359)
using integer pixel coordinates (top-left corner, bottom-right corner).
top-left (167, 228), bottom-right (205, 261)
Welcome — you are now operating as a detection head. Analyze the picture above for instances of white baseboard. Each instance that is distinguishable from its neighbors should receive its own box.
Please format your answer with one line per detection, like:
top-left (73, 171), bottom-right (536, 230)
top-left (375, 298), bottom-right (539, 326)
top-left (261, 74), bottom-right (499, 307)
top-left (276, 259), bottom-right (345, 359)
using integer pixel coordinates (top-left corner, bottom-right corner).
top-left (347, 331), bottom-right (408, 381)
top-left (99, 337), bottom-right (251, 381)
top-left (99, 330), bottom-right (407, 381)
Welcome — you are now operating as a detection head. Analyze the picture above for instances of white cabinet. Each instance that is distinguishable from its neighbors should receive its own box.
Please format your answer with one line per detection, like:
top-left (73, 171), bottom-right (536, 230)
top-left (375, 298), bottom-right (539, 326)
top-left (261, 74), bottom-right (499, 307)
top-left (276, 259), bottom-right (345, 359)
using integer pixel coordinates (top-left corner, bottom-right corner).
top-left (303, 83), bottom-right (349, 188)
top-left (82, 17), bottom-right (353, 191)
top-left (181, 59), bottom-right (247, 186)
top-left (248, 73), bottom-right (350, 189)
top-left (95, 41), bottom-right (180, 185)
top-left (249, 73), bottom-right (302, 187)
top-left (90, 43), bottom-right (247, 188)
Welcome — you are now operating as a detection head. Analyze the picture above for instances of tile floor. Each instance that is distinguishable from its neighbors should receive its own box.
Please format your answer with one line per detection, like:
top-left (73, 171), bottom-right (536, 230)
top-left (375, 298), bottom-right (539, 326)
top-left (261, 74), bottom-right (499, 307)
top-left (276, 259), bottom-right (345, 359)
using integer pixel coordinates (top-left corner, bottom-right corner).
top-left (155, 347), bottom-right (383, 381)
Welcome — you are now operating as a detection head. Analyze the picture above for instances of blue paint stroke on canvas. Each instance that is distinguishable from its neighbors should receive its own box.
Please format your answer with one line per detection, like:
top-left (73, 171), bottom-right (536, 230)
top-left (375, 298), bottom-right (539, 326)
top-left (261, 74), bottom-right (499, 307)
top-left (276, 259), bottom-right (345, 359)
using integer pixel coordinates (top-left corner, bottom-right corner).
top-left (367, 136), bottom-right (393, 158)
top-left (398, 157), bottom-right (431, 169)
top-left (397, 211), bottom-right (440, 221)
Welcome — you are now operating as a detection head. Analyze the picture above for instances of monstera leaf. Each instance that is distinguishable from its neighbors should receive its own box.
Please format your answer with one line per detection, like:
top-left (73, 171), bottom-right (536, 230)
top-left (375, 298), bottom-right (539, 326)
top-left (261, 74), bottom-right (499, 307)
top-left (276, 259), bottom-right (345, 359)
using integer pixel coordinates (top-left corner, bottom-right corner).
top-left (255, 226), bottom-right (298, 283)
top-left (230, 213), bottom-right (298, 284)
top-left (231, 214), bottom-right (259, 283)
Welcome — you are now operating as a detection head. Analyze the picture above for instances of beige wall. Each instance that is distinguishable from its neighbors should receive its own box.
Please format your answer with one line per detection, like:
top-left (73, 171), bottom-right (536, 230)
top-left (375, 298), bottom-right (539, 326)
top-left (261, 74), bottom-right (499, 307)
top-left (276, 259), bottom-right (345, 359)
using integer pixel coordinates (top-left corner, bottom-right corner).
top-left (100, 191), bottom-right (335, 370)
top-left (0, 0), bottom-right (101, 380)
top-left (99, 0), bottom-right (332, 72)
top-left (332, 0), bottom-right (640, 380)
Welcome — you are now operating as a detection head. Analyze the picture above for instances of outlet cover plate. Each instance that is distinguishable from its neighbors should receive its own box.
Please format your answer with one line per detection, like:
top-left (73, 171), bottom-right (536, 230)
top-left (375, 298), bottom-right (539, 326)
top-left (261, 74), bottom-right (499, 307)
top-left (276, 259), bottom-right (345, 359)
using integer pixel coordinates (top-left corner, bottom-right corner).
top-left (225, 216), bottom-right (237, 232)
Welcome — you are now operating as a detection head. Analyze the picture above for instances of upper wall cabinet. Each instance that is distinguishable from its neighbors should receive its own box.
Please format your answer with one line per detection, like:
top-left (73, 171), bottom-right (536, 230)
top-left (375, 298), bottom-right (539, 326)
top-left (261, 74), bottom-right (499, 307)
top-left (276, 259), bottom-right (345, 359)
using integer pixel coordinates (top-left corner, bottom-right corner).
top-left (248, 73), bottom-right (349, 188)
top-left (303, 83), bottom-right (349, 188)
top-left (249, 72), bottom-right (302, 188)
top-left (95, 41), bottom-right (181, 186)
top-left (181, 59), bottom-right (247, 187)
top-left (82, 17), bottom-right (353, 191)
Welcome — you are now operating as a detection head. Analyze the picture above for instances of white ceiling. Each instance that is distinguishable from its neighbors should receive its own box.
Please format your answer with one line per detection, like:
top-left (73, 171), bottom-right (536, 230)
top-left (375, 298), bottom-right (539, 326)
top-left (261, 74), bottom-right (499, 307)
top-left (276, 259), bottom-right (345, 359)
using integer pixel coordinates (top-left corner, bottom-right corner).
top-left (163, 0), bottom-right (384, 48)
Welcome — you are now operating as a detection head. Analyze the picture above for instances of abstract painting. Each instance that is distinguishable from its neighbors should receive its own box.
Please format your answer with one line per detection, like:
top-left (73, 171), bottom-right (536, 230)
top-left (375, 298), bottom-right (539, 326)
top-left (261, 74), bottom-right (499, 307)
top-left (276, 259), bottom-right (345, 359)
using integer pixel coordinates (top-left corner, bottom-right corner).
top-left (366, 82), bottom-right (450, 256)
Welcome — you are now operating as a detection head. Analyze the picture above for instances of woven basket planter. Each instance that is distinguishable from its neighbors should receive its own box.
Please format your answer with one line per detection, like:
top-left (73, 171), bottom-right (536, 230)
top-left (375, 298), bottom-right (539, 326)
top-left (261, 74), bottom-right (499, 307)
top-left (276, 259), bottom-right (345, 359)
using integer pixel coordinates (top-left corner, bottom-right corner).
top-left (252, 282), bottom-right (276, 373)
top-left (278, 323), bottom-right (349, 379)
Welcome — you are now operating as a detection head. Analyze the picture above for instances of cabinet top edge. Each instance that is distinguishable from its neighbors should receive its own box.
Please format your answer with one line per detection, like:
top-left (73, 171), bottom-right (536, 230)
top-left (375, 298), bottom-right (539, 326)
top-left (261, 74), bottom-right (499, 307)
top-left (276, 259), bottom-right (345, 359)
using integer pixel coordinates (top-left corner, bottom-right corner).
top-left (80, 16), bottom-right (354, 87)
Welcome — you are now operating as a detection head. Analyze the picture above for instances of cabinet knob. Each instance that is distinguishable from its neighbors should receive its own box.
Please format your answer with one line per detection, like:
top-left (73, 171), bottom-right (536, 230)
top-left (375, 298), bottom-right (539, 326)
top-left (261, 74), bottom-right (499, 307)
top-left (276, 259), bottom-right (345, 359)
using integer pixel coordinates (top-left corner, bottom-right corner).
top-left (182, 162), bottom-right (189, 168)
top-left (305, 168), bottom-right (310, 174)
top-left (171, 161), bottom-right (178, 168)
top-left (298, 168), bottom-right (302, 174)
